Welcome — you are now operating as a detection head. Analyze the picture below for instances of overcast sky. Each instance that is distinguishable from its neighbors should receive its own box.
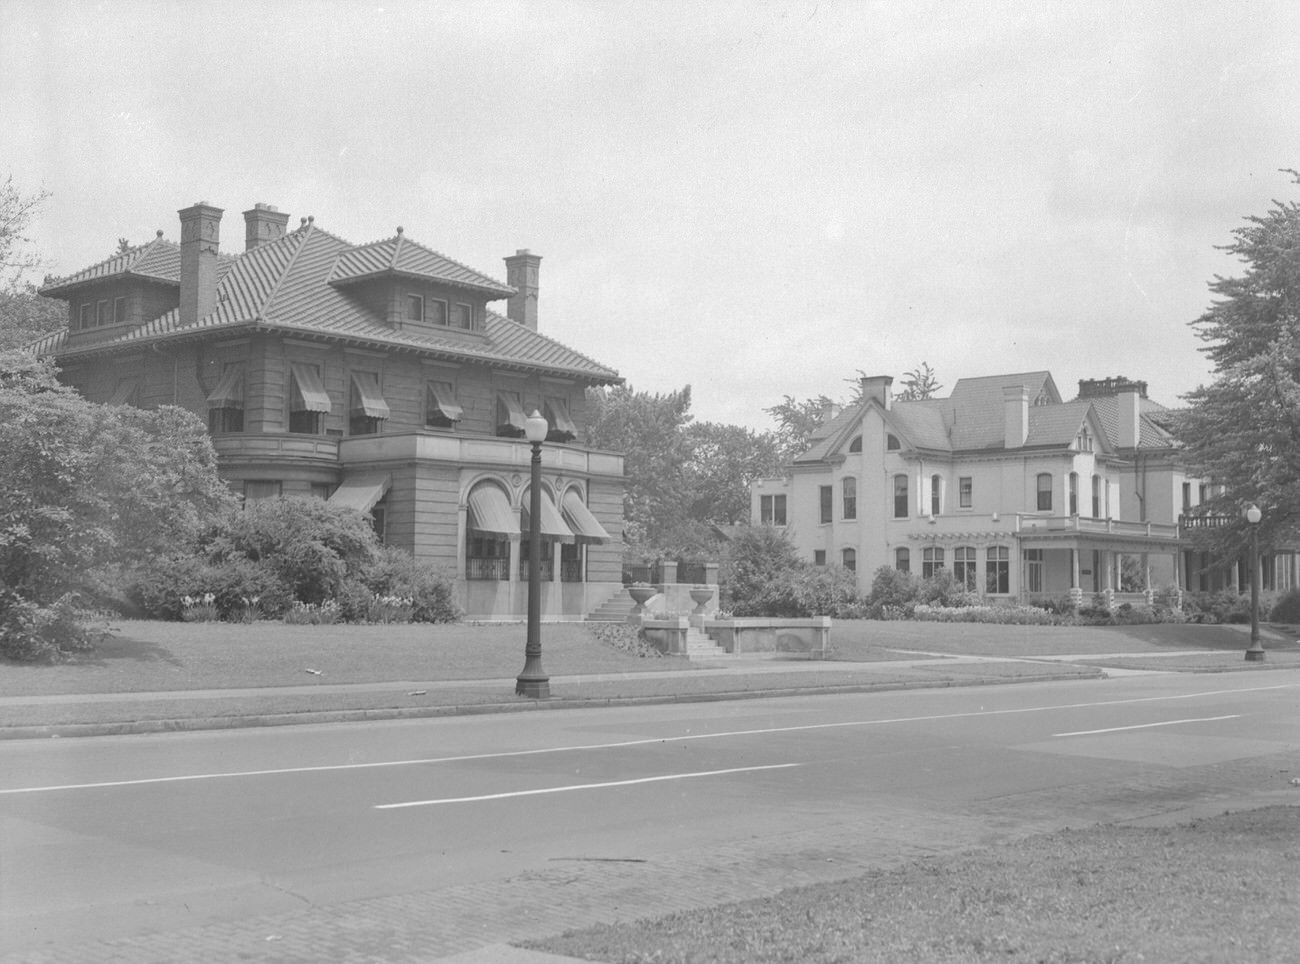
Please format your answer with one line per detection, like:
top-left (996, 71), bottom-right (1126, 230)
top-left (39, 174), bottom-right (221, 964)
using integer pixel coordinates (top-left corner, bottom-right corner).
top-left (5, 0), bottom-right (1300, 429)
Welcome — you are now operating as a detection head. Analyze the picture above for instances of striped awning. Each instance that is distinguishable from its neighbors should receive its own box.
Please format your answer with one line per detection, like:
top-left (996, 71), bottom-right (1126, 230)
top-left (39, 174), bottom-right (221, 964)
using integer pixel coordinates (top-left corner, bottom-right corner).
top-left (328, 472), bottom-right (391, 513)
top-left (497, 391), bottom-right (527, 433)
top-left (107, 377), bottom-right (138, 406)
top-left (522, 490), bottom-right (575, 543)
top-left (561, 489), bottom-right (611, 544)
top-left (350, 371), bottom-right (390, 420)
top-left (468, 485), bottom-right (521, 541)
top-left (428, 381), bottom-right (463, 421)
top-left (206, 366), bottom-right (243, 409)
top-left (290, 363), bottom-right (331, 413)
top-left (545, 397), bottom-right (578, 436)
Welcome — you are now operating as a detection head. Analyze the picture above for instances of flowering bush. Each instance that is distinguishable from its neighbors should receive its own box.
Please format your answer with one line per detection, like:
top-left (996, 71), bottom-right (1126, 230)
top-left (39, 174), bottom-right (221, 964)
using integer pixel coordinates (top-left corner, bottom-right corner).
top-left (180, 593), bottom-right (219, 622)
top-left (283, 600), bottom-right (342, 625)
top-left (0, 591), bottom-right (113, 662)
top-left (911, 603), bottom-right (1068, 625)
top-left (367, 593), bottom-right (414, 624)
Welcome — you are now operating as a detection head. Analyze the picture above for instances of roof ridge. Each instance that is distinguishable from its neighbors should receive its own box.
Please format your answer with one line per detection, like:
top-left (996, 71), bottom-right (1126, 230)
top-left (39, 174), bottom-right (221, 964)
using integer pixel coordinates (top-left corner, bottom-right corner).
top-left (257, 223), bottom-right (317, 322)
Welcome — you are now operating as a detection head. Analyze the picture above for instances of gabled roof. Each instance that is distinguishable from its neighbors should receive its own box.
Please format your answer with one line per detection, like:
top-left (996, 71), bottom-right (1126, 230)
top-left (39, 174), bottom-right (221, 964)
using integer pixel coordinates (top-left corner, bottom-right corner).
top-left (789, 369), bottom-right (1176, 465)
top-left (34, 219), bottom-right (620, 385)
top-left (327, 230), bottom-right (516, 297)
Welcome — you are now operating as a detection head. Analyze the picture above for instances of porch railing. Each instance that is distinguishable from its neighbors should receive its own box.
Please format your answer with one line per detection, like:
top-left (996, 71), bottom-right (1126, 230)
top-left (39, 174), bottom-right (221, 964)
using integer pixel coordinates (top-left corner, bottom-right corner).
top-left (518, 558), bottom-right (554, 582)
top-left (466, 557), bottom-right (510, 581)
top-left (560, 559), bottom-right (584, 583)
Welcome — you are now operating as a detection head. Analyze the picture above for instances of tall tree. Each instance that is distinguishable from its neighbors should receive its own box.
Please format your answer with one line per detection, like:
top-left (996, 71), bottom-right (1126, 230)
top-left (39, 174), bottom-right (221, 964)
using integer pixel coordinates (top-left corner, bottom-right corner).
top-left (585, 383), bottom-right (695, 557)
top-left (1179, 171), bottom-right (1300, 558)
top-left (896, 361), bottom-right (943, 401)
top-left (684, 421), bottom-right (783, 526)
top-left (764, 394), bottom-right (836, 464)
top-left (0, 176), bottom-right (64, 350)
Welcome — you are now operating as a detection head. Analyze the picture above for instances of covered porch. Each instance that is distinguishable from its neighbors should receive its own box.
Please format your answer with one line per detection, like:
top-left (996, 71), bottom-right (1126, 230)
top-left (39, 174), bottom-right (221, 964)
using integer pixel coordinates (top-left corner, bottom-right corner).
top-left (1015, 515), bottom-right (1185, 605)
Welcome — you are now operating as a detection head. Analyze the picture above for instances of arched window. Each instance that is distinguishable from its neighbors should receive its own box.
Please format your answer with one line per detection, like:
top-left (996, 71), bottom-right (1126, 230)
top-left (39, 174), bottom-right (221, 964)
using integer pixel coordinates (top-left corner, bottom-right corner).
top-left (893, 474), bottom-right (909, 518)
top-left (465, 482), bottom-right (514, 581)
top-left (842, 477), bottom-right (857, 520)
top-left (895, 547), bottom-right (910, 573)
top-left (1036, 473), bottom-right (1053, 512)
top-left (887, 434), bottom-right (901, 451)
top-left (922, 547), bottom-right (945, 578)
top-left (953, 546), bottom-right (977, 589)
top-left (931, 474), bottom-right (942, 516)
top-left (849, 436), bottom-right (862, 453)
top-left (1068, 472), bottom-right (1079, 516)
top-left (841, 548), bottom-right (856, 572)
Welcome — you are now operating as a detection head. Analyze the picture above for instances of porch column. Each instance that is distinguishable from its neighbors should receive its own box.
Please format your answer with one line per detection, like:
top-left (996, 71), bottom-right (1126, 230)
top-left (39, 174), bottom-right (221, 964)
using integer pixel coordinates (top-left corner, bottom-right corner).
top-left (1142, 552), bottom-right (1150, 591)
top-left (456, 502), bottom-right (469, 580)
top-left (1071, 548), bottom-right (1080, 589)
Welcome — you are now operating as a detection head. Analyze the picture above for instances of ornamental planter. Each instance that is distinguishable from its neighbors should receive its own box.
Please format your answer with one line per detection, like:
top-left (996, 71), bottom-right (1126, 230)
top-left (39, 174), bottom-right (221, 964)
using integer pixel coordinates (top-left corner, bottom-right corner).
top-left (628, 585), bottom-right (657, 614)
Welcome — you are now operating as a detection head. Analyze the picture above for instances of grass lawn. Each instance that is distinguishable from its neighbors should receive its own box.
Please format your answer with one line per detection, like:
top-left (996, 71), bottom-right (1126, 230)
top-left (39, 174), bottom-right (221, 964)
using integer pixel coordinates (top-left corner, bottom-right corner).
top-left (0, 620), bottom-right (695, 697)
top-left (529, 805), bottom-right (1300, 963)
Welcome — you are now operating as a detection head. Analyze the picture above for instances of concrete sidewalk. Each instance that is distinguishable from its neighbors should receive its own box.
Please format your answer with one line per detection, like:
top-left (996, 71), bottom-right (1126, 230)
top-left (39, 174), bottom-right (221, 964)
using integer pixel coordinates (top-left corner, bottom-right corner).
top-left (0, 650), bottom-right (1109, 740)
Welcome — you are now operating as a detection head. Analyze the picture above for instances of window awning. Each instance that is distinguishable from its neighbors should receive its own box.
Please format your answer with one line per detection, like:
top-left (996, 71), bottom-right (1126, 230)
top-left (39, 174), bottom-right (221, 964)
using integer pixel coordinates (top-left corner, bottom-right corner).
top-left (428, 381), bottom-right (463, 421)
top-left (497, 391), bottom-right (527, 432)
top-left (545, 397), bottom-right (578, 436)
top-left (290, 363), bottom-right (332, 413)
top-left (468, 485), bottom-right (521, 541)
top-left (107, 377), bottom-right (138, 406)
top-left (561, 490), bottom-right (611, 544)
top-left (350, 371), bottom-right (390, 420)
top-left (327, 472), bottom-right (391, 513)
top-left (206, 367), bottom-right (244, 409)
top-left (522, 490), bottom-right (575, 543)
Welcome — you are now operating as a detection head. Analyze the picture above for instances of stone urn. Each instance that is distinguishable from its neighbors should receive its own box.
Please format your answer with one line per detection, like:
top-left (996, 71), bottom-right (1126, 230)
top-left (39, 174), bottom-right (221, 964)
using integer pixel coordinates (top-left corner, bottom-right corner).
top-left (689, 586), bottom-right (714, 616)
top-left (628, 585), bottom-right (657, 614)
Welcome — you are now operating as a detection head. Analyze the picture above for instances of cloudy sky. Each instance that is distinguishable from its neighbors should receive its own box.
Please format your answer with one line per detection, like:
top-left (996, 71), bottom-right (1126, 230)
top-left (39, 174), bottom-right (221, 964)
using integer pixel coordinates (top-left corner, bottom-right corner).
top-left (4, 0), bottom-right (1299, 429)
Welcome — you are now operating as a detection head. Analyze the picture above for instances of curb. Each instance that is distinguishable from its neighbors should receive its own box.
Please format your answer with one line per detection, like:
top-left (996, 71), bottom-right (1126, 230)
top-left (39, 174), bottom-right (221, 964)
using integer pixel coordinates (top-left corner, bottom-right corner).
top-left (0, 670), bottom-right (1101, 741)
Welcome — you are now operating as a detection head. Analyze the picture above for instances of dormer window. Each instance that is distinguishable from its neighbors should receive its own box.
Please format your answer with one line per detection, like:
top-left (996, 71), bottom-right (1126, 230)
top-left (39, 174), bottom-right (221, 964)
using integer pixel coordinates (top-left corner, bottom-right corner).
top-left (96, 300), bottom-right (110, 326)
top-left (428, 299), bottom-right (447, 326)
top-left (451, 302), bottom-right (472, 330)
top-left (406, 294), bottom-right (425, 322)
top-left (113, 296), bottom-right (126, 324)
top-left (79, 303), bottom-right (91, 329)
top-left (887, 434), bottom-right (901, 451)
top-left (1077, 428), bottom-right (1093, 452)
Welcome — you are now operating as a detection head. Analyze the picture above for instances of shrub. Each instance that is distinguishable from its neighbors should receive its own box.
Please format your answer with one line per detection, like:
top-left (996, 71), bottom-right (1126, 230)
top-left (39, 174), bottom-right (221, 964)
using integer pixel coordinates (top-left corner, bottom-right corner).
top-left (911, 603), bottom-right (1065, 625)
top-left (869, 566), bottom-right (919, 609)
top-left (360, 547), bottom-right (461, 623)
top-left (130, 554), bottom-right (290, 621)
top-left (790, 565), bottom-right (863, 618)
top-left (0, 591), bottom-right (112, 662)
top-left (1270, 587), bottom-right (1300, 624)
top-left (918, 571), bottom-right (979, 608)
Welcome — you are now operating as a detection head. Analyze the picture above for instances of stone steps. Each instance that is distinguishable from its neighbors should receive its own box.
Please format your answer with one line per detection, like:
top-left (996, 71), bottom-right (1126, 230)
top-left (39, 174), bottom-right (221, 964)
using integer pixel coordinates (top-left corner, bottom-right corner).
top-left (585, 588), bottom-right (635, 623)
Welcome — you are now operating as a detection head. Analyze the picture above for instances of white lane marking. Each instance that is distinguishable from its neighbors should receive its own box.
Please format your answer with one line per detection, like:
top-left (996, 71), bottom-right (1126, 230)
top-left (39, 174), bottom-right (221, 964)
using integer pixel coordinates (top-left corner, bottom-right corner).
top-left (3, 681), bottom-right (1295, 796)
top-left (1054, 714), bottom-right (1241, 738)
top-left (374, 763), bottom-right (801, 809)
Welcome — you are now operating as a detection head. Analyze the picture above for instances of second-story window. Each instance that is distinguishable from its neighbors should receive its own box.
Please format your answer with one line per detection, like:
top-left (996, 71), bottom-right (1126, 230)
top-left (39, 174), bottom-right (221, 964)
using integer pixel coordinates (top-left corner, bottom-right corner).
top-left (930, 474), bottom-right (942, 516)
top-left (819, 485), bottom-right (833, 524)
top-left (1036, 473), bottom-right (1053, 511)
top-left (1069, 472), bottom-right (1079, 516)
top-left (842, 477), bottom-right (857, 520)
top-left (426, 381), bottom-right (463, 429)
top-left (543, 396), bottom-right (577, 443)
top-left (206, 364), bottom-right (244, 434)
top-left (289, 362), bottom-right (330, 434)
top-left (348, 371), bottom-right (389, 436)
top-left (959, 476), bottom-right (972, 509)
top-left (496, 390), bottom-right (527, 438)
top-left (1093, 475), bottom-right (1103, 518)
top-left (893, 474), bottom-right (909, 518)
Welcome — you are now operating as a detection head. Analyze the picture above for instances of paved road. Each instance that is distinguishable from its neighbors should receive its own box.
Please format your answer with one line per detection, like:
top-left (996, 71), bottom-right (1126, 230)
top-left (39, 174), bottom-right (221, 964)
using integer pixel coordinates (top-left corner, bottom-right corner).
top-left (2, 670), bottom-right (1298, 962)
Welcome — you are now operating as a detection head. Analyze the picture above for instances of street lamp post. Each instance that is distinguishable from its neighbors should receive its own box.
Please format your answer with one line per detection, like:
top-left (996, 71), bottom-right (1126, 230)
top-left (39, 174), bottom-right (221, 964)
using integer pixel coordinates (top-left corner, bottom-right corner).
top-left (1244, 503), bottom-right (1265, 662)
top-left (516, 409), bottom-right (551, 697)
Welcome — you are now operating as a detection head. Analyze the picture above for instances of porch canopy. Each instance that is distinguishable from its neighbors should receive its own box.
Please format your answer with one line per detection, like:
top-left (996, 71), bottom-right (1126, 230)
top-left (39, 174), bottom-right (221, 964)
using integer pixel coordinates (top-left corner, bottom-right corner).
top-left (328, 472), bottom-right (391, 513)
top-left (561, 490), bottom-right (611, 544)
top-left (468, 485), bottom-right (521, 541)
top-left (521, 489), bottom-right (574, 542)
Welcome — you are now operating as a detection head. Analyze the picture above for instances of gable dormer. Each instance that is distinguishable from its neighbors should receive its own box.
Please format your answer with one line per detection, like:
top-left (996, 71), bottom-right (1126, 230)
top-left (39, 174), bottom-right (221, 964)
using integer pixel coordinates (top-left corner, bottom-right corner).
top-left (326, 228), bottom-right (514, 337)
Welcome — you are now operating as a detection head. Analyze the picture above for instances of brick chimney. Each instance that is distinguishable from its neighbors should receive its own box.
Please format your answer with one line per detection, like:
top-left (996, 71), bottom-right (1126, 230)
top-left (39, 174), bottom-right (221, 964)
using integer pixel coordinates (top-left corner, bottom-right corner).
top-left (859, 375), bottom-right (893, 411)
top-left (1117, 383), bottom-right (1142, 448)
top-left (1003, 384), bottom-right (1029, 448)
top-left (504, 249), bottom-right (541, 330)
top-left (178, 202), bottom-right (223, 327)
top-left (243, 203), bottom-right (290, 251)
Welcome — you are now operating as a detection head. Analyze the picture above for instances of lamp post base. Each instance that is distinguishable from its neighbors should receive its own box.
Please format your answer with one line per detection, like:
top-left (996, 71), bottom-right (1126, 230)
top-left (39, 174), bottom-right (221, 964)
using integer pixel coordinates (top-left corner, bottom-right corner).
top-left (515, 675), bottom-right (551, 699)
top-left (1245, 647), bottom-right (1266, 662)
